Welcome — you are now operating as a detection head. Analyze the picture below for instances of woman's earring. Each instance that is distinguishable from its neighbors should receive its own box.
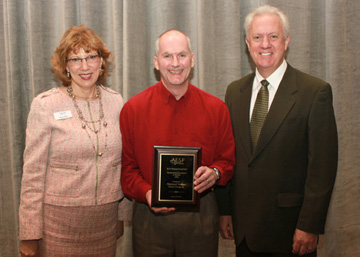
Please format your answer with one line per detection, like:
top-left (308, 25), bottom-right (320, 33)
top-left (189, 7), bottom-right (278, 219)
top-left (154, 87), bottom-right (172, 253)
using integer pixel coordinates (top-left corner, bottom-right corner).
top-left (67, 71), bottom-right (71, 78)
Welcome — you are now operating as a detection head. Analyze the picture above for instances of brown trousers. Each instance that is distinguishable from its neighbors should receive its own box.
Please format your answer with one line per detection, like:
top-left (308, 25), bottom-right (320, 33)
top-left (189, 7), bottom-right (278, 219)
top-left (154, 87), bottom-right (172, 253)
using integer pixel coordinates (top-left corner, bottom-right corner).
top-left (132, 191), bottom-right (219, 257)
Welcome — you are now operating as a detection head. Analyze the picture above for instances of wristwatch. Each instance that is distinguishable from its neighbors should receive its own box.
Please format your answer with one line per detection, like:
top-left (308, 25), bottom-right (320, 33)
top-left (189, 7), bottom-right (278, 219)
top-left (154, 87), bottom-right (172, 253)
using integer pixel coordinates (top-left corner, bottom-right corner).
top-left (211, 167), bottom-right (221, 182)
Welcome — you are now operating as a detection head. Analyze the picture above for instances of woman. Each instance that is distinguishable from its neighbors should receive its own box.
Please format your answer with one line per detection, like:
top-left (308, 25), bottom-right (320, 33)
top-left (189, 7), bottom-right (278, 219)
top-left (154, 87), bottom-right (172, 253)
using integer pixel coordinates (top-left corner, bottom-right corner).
top-left (19, 25), bottom-right (132, 257)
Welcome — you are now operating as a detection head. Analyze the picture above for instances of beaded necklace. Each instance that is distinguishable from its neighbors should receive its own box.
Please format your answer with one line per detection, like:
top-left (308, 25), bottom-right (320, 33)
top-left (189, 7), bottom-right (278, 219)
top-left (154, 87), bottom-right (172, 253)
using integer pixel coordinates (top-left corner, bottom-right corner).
top-left (67, 85), bottom-right (108, 156)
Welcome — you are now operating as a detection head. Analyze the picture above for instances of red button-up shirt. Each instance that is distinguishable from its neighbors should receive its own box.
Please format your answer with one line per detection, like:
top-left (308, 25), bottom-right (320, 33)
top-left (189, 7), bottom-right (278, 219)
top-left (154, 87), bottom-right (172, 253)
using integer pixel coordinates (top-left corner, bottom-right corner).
top-left (120, 82), bottom-right (235, 202)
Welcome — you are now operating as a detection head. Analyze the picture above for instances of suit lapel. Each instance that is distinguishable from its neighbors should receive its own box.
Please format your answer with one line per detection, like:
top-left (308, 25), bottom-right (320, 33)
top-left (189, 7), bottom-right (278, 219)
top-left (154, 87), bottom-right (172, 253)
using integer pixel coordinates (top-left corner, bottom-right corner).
top-left (236, 75), bottom-right (254, 159)
top-left (251, 65), bottom-right (298, 160)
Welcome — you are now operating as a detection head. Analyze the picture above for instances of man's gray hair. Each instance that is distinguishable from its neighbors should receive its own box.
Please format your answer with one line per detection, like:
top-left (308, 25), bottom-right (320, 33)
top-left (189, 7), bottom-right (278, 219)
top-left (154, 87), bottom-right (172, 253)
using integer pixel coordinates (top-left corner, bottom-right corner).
top-left (155, 30), bottom-right (192, 55)
top-left (244, 5), bottom-right (289, 39)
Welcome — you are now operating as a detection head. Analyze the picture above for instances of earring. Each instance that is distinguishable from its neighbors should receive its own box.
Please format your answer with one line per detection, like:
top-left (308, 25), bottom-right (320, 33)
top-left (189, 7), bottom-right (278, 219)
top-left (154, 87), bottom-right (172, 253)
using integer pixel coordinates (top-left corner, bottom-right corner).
top-left (67, 71), bottom-right (71, 78)
top-left (100, 66), bottom-right (103, 72)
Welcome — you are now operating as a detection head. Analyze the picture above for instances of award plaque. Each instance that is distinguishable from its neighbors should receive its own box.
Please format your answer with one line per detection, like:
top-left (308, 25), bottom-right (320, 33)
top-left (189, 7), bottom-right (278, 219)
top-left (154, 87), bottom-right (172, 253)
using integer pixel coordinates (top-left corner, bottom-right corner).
top-left (152, 146), bottom-right (202, 208)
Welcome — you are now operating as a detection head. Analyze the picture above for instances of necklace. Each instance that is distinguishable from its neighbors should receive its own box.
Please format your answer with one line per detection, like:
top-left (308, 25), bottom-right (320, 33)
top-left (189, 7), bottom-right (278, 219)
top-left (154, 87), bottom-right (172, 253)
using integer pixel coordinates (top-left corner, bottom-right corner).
top-left (67, 85), bottom-right (108, 156)
top-left (74, 95), bottom-right (98, 100)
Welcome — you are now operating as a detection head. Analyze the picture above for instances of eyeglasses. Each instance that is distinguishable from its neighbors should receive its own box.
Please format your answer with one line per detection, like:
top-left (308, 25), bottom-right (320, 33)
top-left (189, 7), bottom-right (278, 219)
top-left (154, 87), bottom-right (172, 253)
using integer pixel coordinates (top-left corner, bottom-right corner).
top-left (67, 55), bottom-right (100, 65)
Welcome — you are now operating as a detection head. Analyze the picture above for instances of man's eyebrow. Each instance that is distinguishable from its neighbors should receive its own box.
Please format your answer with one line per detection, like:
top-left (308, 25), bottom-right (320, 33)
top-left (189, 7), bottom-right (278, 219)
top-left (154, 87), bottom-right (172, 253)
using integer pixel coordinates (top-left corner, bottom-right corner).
top-left (161, 51), bottom-right (188, 56)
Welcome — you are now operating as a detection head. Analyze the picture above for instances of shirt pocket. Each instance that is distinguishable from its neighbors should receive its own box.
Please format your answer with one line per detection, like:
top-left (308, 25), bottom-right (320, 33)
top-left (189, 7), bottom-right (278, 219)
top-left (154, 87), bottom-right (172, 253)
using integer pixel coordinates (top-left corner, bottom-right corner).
top-left (46, 161), bottom-right (80, 198)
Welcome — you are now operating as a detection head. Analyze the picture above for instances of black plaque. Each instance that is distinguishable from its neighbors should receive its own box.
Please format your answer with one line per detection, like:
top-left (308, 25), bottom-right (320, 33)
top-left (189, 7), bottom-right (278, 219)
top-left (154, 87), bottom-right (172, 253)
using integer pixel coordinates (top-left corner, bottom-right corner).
top-left (152, 146), bottom-right (201, 207)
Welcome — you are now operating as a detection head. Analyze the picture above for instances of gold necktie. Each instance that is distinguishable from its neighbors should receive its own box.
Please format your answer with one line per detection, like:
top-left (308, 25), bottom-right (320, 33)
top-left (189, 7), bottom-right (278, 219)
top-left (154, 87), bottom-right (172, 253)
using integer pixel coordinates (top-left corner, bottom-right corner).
top-left (250, 80), bottom-right (269, 152)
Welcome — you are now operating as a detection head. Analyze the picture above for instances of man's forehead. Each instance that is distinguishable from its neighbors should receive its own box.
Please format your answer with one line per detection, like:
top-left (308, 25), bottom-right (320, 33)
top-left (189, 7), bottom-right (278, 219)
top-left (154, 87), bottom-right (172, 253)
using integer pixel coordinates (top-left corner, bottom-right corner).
top-left (249, 15), bottom-right (284, 33)
top-left (160, 50), bottom-right (188, 55)
top-left (251, 14), bottom-right (282, 27)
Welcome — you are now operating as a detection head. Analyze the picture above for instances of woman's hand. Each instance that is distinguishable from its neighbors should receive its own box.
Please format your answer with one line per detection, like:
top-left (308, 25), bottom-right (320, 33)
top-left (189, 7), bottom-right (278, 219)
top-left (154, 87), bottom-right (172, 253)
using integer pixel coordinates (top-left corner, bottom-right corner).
top-left (20, 240), bottom-right (39, 257)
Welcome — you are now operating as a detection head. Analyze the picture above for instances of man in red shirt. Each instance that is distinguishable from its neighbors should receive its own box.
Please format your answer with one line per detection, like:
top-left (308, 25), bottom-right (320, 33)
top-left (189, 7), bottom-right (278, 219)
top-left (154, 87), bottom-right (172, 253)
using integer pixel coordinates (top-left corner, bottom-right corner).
top-left (120, 30), bottom-right (235, 257)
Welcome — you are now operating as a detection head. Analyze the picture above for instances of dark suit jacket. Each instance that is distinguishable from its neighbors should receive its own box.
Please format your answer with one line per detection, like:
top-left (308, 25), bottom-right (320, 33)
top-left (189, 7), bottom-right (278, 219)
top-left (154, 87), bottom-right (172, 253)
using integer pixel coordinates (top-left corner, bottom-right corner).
top-left (215, 64), bottom-right (338, 253)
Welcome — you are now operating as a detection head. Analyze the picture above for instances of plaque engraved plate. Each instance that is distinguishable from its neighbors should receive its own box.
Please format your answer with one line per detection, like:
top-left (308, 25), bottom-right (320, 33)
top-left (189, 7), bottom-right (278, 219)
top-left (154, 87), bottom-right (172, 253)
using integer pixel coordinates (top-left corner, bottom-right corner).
top-left (152, 146), bottom-right (201, 207)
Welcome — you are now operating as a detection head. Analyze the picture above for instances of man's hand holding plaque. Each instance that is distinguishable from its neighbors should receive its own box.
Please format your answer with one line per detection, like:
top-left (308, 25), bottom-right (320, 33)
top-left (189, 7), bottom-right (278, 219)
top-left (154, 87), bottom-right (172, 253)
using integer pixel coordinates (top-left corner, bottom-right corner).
top-left (146, 190), bottom-right (176, 214)
top-left (193, 166), bottom-right (218, 193)
top-left (147, 166), bottom-right (219, 213)
top-left (151, 146), bottom-right (219, 210)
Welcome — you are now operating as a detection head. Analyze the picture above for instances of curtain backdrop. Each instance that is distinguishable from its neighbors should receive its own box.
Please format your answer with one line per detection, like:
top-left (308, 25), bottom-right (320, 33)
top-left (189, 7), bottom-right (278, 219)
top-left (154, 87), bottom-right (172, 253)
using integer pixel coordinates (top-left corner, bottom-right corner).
top-left (1, 0), bottom-right (359, 256)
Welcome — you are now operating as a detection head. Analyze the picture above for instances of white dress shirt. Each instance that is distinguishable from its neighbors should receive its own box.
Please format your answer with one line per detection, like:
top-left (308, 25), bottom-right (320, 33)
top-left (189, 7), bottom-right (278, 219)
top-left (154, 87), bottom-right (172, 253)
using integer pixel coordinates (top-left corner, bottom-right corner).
top-left (249, 60), bottom-right (288, 121)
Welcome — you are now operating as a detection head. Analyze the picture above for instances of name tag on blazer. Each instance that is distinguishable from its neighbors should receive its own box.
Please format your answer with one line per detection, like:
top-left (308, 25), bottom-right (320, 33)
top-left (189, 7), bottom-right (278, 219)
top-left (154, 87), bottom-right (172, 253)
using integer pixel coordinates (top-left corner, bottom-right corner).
top-left (54, 110), bottom-right (72, 120)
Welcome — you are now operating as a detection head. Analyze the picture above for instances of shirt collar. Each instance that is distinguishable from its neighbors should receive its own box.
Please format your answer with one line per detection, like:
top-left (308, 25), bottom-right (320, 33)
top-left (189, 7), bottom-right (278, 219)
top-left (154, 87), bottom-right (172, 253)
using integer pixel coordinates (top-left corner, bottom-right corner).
top-left (254, 60), bottom-right (287, 91)
top-left (158, 81), bottom-right (191, 105)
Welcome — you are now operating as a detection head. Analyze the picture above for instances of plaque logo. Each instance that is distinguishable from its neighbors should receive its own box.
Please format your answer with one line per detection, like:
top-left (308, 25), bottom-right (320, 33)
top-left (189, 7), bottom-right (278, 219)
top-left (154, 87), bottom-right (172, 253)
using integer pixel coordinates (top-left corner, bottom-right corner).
top-left (170, 157), bottom-right (185, 166)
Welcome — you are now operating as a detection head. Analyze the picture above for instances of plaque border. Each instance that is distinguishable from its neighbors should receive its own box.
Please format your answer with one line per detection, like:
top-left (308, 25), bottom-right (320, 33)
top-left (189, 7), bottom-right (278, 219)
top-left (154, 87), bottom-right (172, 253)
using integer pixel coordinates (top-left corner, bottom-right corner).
top-left (152, 146), bottom-right (201, 208)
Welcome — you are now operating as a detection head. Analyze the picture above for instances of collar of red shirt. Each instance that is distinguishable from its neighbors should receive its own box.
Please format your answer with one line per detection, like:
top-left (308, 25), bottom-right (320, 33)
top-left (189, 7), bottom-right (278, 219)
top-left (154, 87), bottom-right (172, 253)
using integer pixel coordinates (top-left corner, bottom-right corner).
top-left (158, 81), bottom-right (192, 105)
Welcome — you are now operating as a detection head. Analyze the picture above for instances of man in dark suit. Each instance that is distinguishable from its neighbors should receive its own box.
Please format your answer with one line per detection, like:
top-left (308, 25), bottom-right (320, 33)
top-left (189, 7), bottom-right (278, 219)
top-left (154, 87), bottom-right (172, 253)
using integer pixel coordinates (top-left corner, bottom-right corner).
top-left (215, 5), bottom-right (338, 257)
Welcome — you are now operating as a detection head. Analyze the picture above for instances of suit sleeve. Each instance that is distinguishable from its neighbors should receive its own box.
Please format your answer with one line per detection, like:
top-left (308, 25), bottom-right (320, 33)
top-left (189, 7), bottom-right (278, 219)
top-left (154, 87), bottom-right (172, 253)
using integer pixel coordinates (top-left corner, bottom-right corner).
top-left (214, 86), bottom-right (236, 216)
top-left (215, 182), bottom-right (233, 215)
top-left (297, 83), bottom-right (338, 234)
top-left (19, 96), bottom-right (51, 240)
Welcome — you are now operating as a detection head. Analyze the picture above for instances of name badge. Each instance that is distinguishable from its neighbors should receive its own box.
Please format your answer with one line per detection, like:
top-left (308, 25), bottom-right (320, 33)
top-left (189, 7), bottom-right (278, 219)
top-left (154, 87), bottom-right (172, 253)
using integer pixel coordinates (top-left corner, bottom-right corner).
top-left (54, 110), bottom-right (72, 120)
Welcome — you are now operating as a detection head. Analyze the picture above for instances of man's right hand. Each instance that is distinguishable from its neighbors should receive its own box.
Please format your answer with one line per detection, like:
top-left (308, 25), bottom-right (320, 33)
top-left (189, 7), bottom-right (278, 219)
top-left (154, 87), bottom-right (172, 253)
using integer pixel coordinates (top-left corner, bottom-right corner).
top-left (145, 190), bottom-right (176, 214)
top-left (20, 240), bottom-right (39, 257)
top-left (219, 215), bottom-right (234, 239)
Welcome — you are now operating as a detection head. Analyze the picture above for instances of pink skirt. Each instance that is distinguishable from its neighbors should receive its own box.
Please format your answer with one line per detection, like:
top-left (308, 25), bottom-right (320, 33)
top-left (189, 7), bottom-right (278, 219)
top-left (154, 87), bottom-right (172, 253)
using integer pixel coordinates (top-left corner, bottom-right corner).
top-left (39, 202), bottom-right (118, 257)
